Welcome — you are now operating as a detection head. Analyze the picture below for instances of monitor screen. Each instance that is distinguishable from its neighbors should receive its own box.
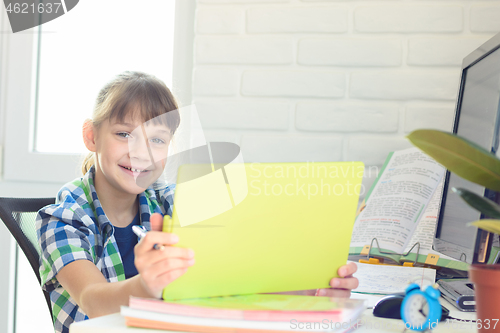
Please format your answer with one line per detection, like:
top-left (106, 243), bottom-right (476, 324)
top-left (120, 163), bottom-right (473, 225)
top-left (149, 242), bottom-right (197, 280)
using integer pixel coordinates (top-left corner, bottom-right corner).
top-left (434, 33), bottom-right (500, 264)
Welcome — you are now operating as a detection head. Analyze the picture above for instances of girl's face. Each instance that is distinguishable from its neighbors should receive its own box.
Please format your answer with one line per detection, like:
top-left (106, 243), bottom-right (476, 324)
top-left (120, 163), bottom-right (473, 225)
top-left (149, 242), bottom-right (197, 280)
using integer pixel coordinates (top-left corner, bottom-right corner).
top-left (87, 114), bottom-right (171, 197)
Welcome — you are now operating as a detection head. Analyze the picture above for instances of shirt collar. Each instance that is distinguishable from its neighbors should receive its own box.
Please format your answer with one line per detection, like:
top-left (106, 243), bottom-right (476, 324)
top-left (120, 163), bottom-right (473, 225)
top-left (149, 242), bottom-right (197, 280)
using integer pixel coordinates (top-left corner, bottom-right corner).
top-left (83, 165), bottom-right (155, 234)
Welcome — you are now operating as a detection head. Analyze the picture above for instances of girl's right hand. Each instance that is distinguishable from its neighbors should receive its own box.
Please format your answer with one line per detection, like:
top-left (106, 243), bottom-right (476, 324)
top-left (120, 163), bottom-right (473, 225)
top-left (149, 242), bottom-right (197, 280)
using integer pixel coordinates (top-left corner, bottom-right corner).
top-left (134, 213), bottom-right (195, 298)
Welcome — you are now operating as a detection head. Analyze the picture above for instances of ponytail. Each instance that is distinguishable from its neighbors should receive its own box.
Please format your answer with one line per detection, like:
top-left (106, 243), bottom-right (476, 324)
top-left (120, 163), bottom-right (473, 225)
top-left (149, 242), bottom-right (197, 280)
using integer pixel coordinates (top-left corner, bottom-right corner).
top-left (81, 153), bottom-right (95, 175)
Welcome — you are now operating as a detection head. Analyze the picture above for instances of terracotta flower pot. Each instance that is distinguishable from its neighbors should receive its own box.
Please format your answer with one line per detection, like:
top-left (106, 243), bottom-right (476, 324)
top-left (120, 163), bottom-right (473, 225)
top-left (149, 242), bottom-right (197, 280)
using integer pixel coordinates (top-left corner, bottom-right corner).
top-left (469, 264), bottom-right (500, 332)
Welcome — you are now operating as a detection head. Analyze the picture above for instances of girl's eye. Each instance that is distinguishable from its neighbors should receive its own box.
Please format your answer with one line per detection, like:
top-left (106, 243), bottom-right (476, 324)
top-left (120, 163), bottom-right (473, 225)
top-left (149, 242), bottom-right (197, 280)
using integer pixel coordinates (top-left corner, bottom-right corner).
top-left (150, 138), bottom-right (165, 144)
top-left (117, 132), bottom-right (131, 138)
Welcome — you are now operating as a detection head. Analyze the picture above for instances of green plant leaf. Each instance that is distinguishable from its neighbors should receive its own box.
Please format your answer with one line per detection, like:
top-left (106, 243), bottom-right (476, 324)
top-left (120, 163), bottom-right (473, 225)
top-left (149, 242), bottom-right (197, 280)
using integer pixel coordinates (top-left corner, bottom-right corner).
top-left (453, 187), bottom-right (500, 219)
top-left (468, 219), bottom-right (500, 235)
top-left (407, 129), bottom-right (500, 191)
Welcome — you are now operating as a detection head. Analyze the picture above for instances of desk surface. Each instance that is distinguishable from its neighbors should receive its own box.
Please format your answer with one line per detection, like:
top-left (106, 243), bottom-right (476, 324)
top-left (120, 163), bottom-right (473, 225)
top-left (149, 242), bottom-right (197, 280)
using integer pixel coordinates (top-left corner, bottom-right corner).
top-left (69, 296), bottom-right (478, 333)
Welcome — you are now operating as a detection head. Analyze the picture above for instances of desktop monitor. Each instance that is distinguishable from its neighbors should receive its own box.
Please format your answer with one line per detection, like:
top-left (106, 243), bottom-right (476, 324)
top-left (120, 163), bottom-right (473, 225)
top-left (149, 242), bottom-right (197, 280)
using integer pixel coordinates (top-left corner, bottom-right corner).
top-left (434, 32), bottom-right (500, 265)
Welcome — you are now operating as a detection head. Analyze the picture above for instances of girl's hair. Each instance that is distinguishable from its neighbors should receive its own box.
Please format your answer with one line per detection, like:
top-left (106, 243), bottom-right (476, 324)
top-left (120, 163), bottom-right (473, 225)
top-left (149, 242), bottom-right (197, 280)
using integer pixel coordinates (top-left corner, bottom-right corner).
top-left (81, 71), bottom-right (180, 175)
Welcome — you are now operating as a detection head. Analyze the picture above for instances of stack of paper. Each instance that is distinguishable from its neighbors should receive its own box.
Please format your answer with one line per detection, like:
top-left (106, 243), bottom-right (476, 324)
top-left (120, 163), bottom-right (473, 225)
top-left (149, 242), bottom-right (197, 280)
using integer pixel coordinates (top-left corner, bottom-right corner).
top-left (121, 294), bottom-right (366, 332)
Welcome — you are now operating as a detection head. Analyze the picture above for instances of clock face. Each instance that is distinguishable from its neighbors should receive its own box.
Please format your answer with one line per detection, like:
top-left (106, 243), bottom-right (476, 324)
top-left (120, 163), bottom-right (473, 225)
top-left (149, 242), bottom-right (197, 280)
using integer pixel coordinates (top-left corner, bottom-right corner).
top-left (404, 294), bottom-right (430, 328)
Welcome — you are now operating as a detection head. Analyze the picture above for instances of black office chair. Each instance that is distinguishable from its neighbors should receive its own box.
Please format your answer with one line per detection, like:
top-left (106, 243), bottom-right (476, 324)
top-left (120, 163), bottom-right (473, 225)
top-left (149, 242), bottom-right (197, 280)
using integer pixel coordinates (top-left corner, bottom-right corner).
top-left (0, 197), bottom-right (55, 321)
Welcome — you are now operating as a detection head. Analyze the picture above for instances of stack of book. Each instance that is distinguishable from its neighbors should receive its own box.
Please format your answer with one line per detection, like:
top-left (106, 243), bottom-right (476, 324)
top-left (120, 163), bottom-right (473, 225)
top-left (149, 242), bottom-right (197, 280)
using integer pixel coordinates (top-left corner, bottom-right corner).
top-left (121, 293), bottom-right (366, 333)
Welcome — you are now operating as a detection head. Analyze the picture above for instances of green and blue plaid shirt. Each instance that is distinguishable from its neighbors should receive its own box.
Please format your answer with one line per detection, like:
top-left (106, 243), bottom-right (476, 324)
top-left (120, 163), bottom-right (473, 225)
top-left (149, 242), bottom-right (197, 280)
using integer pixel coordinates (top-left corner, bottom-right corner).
top-left (36, 166), bottom-right (174, 333)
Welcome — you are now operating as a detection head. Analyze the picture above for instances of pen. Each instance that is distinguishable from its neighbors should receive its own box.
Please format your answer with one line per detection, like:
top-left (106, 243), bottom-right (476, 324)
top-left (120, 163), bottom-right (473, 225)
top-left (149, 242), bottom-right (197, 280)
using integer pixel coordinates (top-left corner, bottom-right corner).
top-left (132, 225), bottom-right (165, 250)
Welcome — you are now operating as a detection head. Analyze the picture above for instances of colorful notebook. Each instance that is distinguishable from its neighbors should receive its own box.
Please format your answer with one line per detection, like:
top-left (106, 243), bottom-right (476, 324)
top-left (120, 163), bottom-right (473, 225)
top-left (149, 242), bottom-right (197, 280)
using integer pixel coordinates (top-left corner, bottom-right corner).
top-left (163, 162), bottom-right (364, 300)
top-left (123, 294), bottom-right (365, 332)
top-left (128, 294), bottom-right (365, 322)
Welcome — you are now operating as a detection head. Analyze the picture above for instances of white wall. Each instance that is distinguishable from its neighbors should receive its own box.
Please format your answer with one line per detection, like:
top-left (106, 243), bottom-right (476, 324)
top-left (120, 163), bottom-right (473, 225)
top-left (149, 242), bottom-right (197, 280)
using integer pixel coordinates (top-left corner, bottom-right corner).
top-left (192, 0), bottom-right (498, 178)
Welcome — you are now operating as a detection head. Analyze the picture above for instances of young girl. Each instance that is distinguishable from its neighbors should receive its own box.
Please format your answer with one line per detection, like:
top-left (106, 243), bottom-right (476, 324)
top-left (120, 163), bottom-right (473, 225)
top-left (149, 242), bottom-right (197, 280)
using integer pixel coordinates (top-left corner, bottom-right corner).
top-left (36, 71), bottom-right (358, 333)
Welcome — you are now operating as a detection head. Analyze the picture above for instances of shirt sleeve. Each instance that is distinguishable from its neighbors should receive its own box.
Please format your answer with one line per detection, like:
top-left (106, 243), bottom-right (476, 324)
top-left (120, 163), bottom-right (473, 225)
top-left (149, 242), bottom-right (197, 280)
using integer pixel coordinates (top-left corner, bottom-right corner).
top-left (37, 205), bottom-right (95, 292)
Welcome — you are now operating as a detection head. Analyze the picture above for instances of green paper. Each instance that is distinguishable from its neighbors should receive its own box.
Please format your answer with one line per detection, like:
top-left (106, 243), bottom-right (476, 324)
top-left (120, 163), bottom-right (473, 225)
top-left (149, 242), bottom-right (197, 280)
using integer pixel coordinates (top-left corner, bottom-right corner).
top-left (163, 162), bottom-right (364, 300)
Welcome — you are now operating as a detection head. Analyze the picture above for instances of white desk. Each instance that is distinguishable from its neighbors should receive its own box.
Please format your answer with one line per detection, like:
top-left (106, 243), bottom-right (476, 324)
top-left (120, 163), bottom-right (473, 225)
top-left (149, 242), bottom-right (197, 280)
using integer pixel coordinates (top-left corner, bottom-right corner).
top-left (69, 296), bottom-right (477, 333)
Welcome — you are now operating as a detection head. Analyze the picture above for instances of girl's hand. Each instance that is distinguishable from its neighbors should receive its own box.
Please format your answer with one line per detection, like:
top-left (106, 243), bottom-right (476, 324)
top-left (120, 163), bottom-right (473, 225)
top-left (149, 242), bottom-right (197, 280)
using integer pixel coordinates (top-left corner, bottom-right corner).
top-left (265, 262), bottom-right (359, 298)
top-left (134, 213), bottom-right (195, 298)
top-left (316, 262), bottom-right (358, 298)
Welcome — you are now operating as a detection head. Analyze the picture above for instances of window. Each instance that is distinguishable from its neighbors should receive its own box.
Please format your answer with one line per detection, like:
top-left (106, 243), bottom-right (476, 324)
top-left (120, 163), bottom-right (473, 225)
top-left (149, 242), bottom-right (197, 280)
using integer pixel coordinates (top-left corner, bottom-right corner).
top-left (36, 0), bottom-right (176, 154)
top-left (2, 0), bottom-right (194, 183)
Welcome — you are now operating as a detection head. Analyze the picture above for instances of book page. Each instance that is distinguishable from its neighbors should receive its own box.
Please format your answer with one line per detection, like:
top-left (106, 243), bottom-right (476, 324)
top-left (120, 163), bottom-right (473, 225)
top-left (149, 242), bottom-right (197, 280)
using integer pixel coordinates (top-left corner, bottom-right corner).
top-left (402, 181), bottom-right (443, 256)
top-left (352, 261), bottom-right (436, 295)
top-left (350, 148), bottom-right (445, 253)
top-left (400, 182), bottom-right (465, 265)
top-left (399, 181), bottom-right (471, 269)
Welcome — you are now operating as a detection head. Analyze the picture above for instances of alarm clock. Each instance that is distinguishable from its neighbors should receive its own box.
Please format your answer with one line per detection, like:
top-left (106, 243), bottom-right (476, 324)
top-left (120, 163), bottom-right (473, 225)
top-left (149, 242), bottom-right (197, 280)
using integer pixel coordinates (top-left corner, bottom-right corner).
top-left (400, 283), bottom-right (442, 331)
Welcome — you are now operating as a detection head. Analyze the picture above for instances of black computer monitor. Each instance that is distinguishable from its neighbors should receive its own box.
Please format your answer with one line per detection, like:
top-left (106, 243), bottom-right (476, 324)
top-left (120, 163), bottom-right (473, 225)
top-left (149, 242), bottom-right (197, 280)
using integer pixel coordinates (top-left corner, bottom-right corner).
top-left (434, 32), bottom-right (500, 265)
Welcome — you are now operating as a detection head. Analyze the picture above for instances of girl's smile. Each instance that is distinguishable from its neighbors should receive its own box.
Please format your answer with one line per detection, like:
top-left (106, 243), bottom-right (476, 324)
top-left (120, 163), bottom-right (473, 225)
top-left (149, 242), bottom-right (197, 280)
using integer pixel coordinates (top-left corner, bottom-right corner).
top-left (119, 164), bottom-right (152, 177)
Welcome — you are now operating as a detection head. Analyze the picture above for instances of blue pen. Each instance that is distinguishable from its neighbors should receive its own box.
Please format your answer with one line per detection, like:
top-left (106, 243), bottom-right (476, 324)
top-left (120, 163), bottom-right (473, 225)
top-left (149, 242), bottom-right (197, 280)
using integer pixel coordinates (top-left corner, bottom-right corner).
top-left (132, 225), bottom-right (165, 250)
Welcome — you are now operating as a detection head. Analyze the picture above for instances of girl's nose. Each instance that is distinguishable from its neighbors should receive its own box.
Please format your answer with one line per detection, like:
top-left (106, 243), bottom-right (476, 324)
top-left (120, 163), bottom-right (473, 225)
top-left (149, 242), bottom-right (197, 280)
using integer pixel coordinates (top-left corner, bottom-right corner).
top-left (128, 135), bottom-right (152, 162)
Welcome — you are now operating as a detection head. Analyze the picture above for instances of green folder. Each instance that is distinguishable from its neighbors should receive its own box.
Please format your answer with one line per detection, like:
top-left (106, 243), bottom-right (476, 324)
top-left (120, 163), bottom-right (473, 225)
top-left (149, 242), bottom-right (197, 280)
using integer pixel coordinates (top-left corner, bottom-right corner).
top-left (163, 162), bottom-right (364, 300)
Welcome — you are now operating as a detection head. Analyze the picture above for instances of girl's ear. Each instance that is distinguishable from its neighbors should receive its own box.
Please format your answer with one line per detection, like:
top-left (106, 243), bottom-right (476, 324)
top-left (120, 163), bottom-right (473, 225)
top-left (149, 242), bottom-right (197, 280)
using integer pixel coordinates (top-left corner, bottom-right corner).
top-left (82, 119), bottom-right (97, 152)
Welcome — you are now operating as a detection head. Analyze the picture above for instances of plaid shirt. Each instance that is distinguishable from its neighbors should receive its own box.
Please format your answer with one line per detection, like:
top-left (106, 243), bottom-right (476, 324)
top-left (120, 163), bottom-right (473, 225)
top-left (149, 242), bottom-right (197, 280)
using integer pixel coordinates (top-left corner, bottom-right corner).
top-left (36, 166), bottom-right (174, 333)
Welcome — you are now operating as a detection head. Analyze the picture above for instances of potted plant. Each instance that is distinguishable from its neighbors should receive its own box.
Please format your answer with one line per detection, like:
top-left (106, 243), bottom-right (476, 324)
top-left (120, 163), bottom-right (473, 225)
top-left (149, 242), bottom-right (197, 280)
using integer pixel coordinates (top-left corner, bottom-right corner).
top-left (408, 129), bottom-right (500, 331)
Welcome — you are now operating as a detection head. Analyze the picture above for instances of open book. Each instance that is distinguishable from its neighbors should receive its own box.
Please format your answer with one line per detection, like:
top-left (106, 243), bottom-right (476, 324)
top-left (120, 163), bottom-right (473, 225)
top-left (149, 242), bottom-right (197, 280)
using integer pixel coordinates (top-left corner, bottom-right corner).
top-left (349, 147), bottom-right (468, 271)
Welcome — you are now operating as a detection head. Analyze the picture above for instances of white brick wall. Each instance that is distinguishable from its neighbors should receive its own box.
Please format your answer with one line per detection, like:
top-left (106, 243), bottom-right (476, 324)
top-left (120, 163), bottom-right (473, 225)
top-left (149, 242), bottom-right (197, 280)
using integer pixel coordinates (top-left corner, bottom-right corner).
top-left (193, 68), bottom-right (240, 96)
top-left (196, 8), bottom-right (244, 34)
top-left (408, 37), bottom-right (488, 66)
top-left (241, 135), bottom-right (343, 163)
top-left (347, 136), bottom-right (413, 166)
top-left (196, 37), bottom-right (294, 64)
top-left (354, 5), bottom-right (463, 33)
top-left (350, 71), bottom-right (460, 101)
top-left (298, 38), bottom-right (402, 67)
top-left (295, 102), bottom-right (399, 133)
top-left (247, 6), bottom-right (348, 33)
top-left (470, 5), bottom-right (500, 33)
top-left (197, 100), bottom-right (290, 130)
top-left (404, 106), bottom-right (455, 133)
top-left (241, 70), bottom-right (345, 97)
top-left (191, 0), bottom-right (498, 189)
